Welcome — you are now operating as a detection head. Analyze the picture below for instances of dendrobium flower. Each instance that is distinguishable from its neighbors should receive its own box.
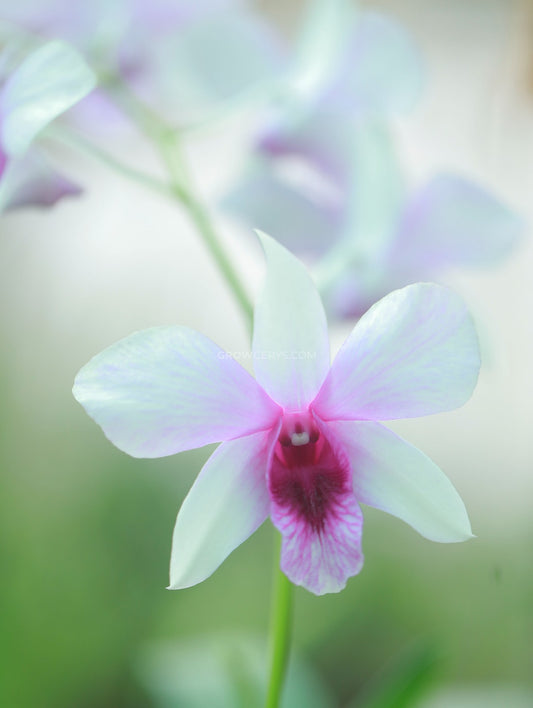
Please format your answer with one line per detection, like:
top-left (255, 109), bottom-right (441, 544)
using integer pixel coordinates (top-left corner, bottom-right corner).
top-left (224, 2), bottom-right (523, 318)
top-left (0, 0), bottom-right (234, 60)
top-left (2, 0), bottom-right (285, 125)
top-left (73, 232), bottom-right (480, 595)
top-left (321, 169), bottom-right (525, 319)
top-left (224, 3), bottom-right (422, 245)
top-left (0, 40), bottom-right (95, 211)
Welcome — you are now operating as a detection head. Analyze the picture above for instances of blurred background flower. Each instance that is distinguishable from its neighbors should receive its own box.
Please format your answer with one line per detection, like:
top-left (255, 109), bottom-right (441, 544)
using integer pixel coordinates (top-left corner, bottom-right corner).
top-left (0, 40), bottom-right (95, 210)
top-left (223, 1), bottom-right (524, 319)
top-left (0, 0), bottom-right (287, 130)
top-left (0, 1), bottom-right (532, 707)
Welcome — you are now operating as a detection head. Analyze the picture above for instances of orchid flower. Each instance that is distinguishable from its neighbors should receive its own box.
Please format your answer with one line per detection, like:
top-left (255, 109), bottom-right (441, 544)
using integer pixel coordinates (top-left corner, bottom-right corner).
top-left (151, 11), bottom-right (286, 121)
top-left (224, 3), bottom-right (523, 318)
top-left (323, 169), bottom-right (525, 318)
top-left (226, 150), bottom-right (523, 320)
top-left (73, 232), bottom-right (479, 596)
top-left (0, 0), bottom-right (234, 56)
top-left (0, 40), bottom-right (95, 212)
top-left (225, 0), bottom-right (423, 222)
top-left (2, 0), bottom-right (286, 125)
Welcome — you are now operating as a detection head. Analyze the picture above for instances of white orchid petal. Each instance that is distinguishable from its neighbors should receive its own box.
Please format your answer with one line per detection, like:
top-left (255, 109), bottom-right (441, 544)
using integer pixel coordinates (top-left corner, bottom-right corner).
top-left (328, 420), bottom-right (473, 542)
top-left (1, 40), bottom-right (96, 156)
top-left (169, 429), bottom-right (275, 589)
top-left (73, 326), bottom-right (281, 458)
top-left (253, 230), bottom-right (330, 410)
top-left (313, 283), bottom-right (480, 420)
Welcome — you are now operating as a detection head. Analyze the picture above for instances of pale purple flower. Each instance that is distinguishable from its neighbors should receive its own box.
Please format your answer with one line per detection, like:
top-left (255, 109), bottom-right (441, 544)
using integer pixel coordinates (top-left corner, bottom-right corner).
top-left (324, 171), bottom-right (525, 319)
top-left (224, 6), bottom-right (523, 317)
top-left (221, 8), bottom-right (421, 252)
top-left (0, 0), bottom-right (233, 53)
top-left (0, 40), bottom-right (95, 211)
top-left (226, 141), bottom-right (523, 320)
top-left (73, 233), bottom-right (479, 595)
top-left (256, 7), bottom-right (423, 155)
top-left (3, 0), bottom-right (286, 123)
top-left (226, 6), bottom-right (423, 220)
top-left (144, 4), bottom-right (286, 120)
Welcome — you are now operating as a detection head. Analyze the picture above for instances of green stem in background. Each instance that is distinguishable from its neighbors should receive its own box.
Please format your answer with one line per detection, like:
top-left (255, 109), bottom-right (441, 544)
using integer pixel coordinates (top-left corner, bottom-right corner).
top-left (100, 76), bottom-right (254, 328)
top-left (45, 126), bottom-right (171, 197)
top-left (157, 131), bottom-right (254, 327)
top-left (265, 535), bottom-right (293, 708)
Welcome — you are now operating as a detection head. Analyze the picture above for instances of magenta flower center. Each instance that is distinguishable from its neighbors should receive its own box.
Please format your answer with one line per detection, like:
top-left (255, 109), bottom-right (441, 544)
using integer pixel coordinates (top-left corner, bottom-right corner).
top-left (269, 413), bottom-right (351, 533)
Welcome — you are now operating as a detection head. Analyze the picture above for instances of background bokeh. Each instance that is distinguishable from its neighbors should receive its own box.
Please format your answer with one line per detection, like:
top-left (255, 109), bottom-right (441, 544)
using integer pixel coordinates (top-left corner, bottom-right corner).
top-left (1, 0), bottom-right (532, 706)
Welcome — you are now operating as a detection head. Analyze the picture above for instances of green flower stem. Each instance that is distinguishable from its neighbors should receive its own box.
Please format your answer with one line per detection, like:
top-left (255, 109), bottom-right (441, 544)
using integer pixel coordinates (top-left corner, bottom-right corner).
top-left (265, 535), bottom-right (293, 708)
top-left (100, 77), bottom-right (254, 328)
top-left (156, 131), bottom-right (254, 328)
top-left (44, 126), bottom-right (172, 197)
top-left (51, 122), bottom-right (252, 326)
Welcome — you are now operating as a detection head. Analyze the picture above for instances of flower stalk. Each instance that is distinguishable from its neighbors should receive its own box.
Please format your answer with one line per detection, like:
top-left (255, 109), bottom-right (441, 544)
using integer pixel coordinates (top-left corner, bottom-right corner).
top-left (159, 131), bottom-right (254, 328)
top-left (103, 77), bottom-right (254, 329)
top-left (265, 536), bottom-right (293, 708)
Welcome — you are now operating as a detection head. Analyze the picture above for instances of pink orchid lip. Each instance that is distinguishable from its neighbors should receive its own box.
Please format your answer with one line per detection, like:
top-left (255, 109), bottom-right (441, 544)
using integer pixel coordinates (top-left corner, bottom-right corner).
top-left (269, 409), bottom-right (351, 535)
top-left (268, 408), bottom-right (363, 594)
